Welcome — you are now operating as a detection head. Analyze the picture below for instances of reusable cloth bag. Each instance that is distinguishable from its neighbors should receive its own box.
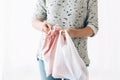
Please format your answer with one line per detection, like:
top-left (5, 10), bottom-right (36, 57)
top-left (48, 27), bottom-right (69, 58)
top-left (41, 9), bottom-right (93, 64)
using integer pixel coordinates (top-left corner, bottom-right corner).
top-left (42, 26), bottom-right (61, 76)
top-left (42, 28), bottom-right (88, 80)
top-left (52, 30), bottom-right (88, 80)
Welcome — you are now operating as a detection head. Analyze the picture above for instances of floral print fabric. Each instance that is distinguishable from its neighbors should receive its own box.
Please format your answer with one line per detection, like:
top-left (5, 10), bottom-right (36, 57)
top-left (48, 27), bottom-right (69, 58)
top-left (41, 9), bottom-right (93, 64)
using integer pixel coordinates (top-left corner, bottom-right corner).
top-left (33, 0), bottom-right (98, 65)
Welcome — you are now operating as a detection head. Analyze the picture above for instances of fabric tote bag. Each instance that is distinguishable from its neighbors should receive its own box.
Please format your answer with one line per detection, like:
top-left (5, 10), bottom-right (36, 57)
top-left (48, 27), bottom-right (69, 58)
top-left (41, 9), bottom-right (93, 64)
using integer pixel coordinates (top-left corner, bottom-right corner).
top-left (52, 30), bottom-right (88, 80)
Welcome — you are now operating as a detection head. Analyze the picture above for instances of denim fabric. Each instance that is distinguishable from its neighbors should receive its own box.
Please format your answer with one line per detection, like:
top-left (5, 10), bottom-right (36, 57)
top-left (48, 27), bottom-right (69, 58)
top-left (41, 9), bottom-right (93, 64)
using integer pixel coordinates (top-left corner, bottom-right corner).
top-left (38, 59), bottom-right (47, 80)
top-left (38, 59), bottom-right (88, 80)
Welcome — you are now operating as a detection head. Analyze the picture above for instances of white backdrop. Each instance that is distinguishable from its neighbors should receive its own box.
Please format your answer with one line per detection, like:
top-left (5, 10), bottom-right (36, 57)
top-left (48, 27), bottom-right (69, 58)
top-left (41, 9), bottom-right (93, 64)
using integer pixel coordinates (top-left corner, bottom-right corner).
top-left (0, 0), bottom-right (120, 80)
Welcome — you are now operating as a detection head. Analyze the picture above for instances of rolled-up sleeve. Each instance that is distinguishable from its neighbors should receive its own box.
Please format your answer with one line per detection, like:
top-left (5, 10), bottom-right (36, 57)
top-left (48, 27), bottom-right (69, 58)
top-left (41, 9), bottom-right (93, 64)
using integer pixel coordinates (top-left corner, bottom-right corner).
top-left (86, 0), bottom-right (98, 36)
top-left (32, 0), bottom-right (47, 20)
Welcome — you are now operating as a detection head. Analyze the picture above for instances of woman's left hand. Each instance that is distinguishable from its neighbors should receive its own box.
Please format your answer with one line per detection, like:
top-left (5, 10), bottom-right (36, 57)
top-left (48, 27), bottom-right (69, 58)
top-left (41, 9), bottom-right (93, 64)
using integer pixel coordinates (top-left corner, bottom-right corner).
top-left (62, 26), bottom-right (94, 38)
top-left (66, 28), bottom-right (77, 38)
top-left (62, 28), bottom-right (77, 38)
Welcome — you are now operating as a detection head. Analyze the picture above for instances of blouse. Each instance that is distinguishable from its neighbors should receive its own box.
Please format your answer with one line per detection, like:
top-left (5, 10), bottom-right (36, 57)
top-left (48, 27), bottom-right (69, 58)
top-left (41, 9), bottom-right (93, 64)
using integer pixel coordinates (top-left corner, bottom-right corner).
top-left (33, 0), bottom-right (98, 65)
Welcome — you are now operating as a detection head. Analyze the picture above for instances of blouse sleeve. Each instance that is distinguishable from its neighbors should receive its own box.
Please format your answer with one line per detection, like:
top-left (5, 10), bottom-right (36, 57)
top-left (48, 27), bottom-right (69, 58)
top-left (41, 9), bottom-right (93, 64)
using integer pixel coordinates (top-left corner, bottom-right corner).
top-left (32, 0), bottom-right (47, 21)
top-left (86, 0), bottom-right (98, 37)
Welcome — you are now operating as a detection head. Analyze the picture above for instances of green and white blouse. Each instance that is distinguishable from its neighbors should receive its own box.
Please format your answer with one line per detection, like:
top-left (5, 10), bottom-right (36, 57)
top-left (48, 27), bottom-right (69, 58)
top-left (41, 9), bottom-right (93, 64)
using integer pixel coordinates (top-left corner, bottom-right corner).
top-left (33, 0), bottom-right (98, 65)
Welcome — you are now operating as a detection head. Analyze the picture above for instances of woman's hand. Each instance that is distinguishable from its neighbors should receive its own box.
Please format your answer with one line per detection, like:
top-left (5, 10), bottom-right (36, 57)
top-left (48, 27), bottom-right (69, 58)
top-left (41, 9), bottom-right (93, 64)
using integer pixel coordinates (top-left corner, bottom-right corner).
top-left (61, 28), bottom-right (77, 39)
top-left (65, 28), bottom-right (77, 38)
top-left (40, 21), bottom-right (53, 34)
top-left (32, 19), bottom-right (53, 34)
top-left (64, 26), bottom-right (94, 38)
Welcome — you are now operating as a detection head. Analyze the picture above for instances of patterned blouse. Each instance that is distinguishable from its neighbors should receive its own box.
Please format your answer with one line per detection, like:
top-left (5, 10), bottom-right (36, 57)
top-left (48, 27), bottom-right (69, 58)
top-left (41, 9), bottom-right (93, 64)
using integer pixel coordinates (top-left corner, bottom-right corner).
top-left (33, 0), bottom-right (98, 65)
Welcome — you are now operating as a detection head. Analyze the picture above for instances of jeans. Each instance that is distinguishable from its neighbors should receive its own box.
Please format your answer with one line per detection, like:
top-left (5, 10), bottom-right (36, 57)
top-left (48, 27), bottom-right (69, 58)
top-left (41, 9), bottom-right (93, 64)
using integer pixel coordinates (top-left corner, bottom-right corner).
top-left (38, 59), bottom-right (89, 80)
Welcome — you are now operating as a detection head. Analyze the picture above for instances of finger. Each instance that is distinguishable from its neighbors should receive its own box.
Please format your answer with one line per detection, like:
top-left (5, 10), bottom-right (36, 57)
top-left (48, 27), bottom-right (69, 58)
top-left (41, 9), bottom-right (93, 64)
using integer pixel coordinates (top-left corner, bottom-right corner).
top-left (46, 23), bottom-right (53, 30)
top-left (41, 25), bottom-right (49, 34)
top-left (42, 22), bottom-right (48, 28)
top-left (43, 26), bottom-right (50, 34)
top-left (44, 23), bottom-right (53, 33)
top-left (65, 28), bottom-right (70, 33)
top-left (61, 31), bottom-right (66, 40)
top-left (43, 21), bottom-right (52, 29)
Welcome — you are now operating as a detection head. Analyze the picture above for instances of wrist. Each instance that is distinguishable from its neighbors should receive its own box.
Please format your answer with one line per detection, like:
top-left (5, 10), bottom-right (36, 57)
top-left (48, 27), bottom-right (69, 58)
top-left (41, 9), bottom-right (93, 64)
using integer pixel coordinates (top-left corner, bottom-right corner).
top-left (76, 27), bottom-right (94, 38)
top-left (38, 21), bottom-right (45, 31)
top-left (70, 29), bottom-right (80, 38)
top-left (75, 29), bottom-right (83, 38)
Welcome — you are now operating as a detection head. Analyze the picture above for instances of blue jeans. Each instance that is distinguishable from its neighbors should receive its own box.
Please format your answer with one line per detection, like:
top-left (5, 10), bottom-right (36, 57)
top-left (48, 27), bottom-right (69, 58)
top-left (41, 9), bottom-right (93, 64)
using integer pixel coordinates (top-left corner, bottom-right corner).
top-left (38, 59), bottom-right (89, 80)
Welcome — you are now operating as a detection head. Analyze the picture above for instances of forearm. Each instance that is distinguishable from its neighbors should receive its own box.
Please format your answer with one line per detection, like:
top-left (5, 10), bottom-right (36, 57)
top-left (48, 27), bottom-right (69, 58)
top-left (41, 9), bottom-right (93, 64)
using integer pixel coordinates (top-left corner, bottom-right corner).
top-left (32, 19), bottom-right (43, 31)
top-left (75, 26), bottom-right (94, 38)
top-left (32, 19), bottom-right (94, 38)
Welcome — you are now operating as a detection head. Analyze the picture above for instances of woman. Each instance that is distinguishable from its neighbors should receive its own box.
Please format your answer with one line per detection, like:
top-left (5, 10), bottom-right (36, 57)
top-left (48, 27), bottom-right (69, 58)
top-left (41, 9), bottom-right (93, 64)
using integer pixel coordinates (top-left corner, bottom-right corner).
top-left (32, 0), bottom-right (98, 80)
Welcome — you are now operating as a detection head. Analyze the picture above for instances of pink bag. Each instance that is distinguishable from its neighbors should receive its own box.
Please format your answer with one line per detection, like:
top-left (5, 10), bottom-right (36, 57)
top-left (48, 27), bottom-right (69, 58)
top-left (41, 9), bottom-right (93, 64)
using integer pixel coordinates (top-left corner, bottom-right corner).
top-left (42, 28), bottom-right (88, 80)
top-left (42, 26), bottom-right (61, 76)
top-left (52, 30), bottom-right (88, 80)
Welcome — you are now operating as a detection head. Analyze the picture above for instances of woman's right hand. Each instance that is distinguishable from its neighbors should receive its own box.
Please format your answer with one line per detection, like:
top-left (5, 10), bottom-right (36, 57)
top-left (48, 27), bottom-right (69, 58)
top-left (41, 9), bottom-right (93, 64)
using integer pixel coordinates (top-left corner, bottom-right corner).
top-left (32, 19), bottom-right (53, 34)
top-left (40, 21), bottom-right (53, 34)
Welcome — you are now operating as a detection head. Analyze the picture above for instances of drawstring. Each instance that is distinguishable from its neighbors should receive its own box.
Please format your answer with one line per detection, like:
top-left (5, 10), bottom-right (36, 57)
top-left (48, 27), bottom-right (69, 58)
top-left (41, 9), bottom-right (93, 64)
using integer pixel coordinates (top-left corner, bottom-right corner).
top-left (47, 24), bottom-right (57, 34)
